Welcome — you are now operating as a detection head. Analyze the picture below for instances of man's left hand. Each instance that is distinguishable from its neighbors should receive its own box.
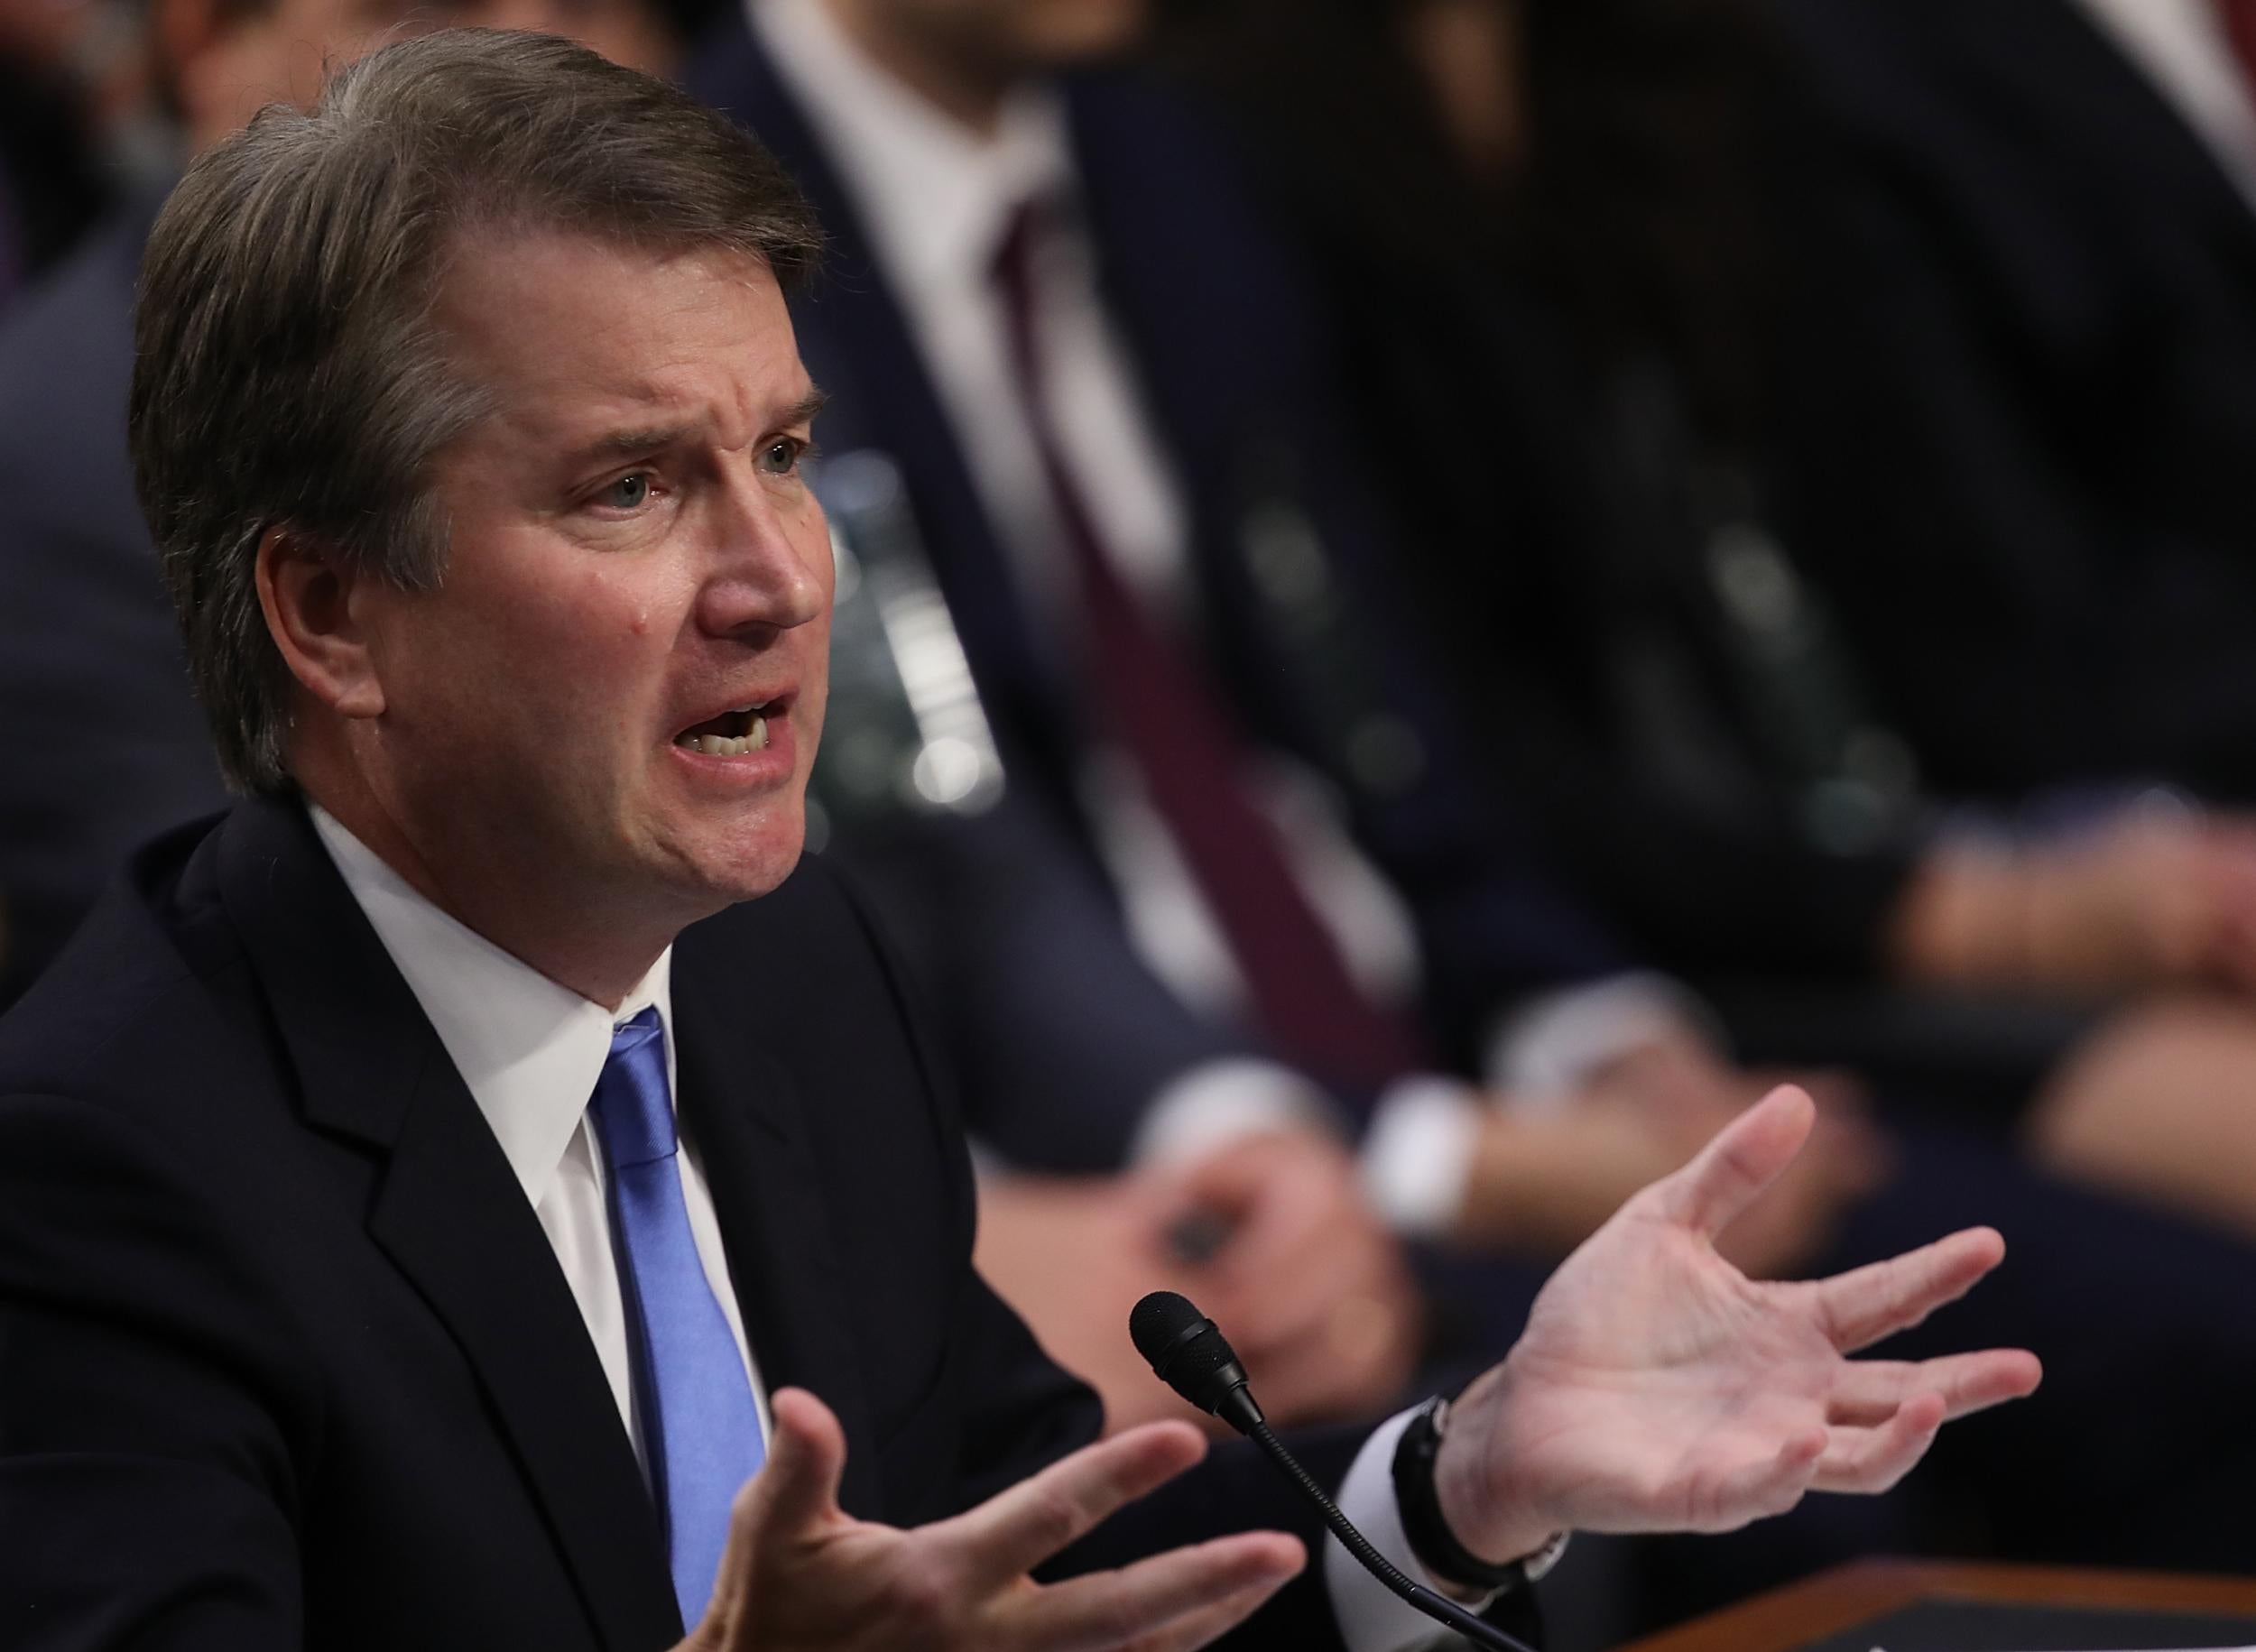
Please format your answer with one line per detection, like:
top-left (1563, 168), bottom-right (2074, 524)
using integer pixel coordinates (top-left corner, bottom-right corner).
top-left (1431, 1087), bottom-right (2041, 1565)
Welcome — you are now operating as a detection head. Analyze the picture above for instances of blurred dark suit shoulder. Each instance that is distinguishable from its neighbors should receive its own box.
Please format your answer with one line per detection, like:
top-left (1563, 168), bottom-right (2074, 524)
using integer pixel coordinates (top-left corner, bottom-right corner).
top-left (1775, 0), bottom-right (2256, 798)
top-left (0, 195), bottom-right (227, 1007)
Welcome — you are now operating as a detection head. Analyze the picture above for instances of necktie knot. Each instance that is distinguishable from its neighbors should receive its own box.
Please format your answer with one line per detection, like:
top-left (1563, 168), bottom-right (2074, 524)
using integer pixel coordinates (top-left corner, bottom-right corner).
top-left (592, 1007), bottom-right (675, 1169)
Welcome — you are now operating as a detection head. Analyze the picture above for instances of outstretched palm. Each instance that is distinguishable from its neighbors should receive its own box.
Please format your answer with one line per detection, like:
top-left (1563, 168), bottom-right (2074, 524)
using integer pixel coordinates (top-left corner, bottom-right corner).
top-left (1440, 1089), bottom-right (2043, 1560)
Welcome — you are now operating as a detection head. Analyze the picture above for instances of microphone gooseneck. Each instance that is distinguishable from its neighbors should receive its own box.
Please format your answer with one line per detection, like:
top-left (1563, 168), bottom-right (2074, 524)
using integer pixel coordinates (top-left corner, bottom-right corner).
top-left (1128, 1291), bottom-right (1537, 1652)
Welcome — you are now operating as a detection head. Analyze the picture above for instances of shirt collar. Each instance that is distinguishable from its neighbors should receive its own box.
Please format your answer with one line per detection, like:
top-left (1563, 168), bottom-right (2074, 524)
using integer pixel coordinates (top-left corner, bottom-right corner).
top-left (308, 804), bottom-right (676, 1209)
top-left (752, 0), bottom-right (1075, 293)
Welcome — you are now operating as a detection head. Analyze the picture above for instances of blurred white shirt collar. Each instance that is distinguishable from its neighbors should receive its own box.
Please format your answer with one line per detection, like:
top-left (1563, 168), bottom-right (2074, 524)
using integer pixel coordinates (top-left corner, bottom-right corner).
top-left (753, 0), bottom-right (1071, 292)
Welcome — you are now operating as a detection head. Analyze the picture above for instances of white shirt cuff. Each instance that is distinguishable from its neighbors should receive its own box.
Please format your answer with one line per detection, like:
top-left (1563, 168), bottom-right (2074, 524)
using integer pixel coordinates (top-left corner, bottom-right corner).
top-left (1326, 1407), bottom-right (1497, 1652)
top-left (1127, 1057), bottom-right (1342, 1167)
top-left (1359, 1077), bottom-right (1484, 1236)
top-left (1484, 971), bottom-right (1719, 1113)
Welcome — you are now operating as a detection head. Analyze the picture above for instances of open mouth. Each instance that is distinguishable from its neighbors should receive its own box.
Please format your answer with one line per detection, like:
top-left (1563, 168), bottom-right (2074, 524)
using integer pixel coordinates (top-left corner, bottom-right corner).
top-left (673, 702), bottom-right (779, 756)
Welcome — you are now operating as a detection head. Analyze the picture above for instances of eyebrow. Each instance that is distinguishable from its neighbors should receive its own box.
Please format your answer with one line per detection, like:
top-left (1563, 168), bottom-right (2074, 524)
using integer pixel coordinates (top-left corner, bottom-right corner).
top-left (571, 386), bottom-right (829, 465)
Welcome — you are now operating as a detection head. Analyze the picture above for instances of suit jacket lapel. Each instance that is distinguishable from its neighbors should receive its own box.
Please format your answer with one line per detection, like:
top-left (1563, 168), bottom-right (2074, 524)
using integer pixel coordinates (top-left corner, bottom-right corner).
top-left (216, 799), bottom-right (680, 1650)
top-left (669, 955), bottom-right (881, 1518)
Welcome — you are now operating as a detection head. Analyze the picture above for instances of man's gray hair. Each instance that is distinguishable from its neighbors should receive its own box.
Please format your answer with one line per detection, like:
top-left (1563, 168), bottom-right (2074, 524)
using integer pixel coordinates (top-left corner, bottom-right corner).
top-left (129, 28), bottom-right (825, 795)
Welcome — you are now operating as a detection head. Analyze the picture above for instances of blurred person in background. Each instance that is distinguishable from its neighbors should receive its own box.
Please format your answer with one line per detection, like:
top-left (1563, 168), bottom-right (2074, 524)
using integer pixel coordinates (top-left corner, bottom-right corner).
top-left (1773, 0), bottom-right (2256, 1229)
top-left (0, 0), bottom-right (126, 310)
top-left (1158, 0), bottom-right (2256, 1251)
top-left (1777, 0), bottom-right (2256, 808)
top-left (672, 0), bottom-right (2256, 1631)
top-left (0, 0), bottom-right (677, 1007)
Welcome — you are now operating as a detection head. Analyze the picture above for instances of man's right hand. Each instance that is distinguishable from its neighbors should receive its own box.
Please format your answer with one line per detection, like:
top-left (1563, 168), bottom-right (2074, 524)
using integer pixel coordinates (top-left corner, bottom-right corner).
top-left (679, 1388), bottom-right (1305, 1652)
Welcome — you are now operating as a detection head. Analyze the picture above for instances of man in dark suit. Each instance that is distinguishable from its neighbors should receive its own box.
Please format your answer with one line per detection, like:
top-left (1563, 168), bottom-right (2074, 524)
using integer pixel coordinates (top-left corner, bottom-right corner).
top-left (0, 28), bottom-right (2040, 1650)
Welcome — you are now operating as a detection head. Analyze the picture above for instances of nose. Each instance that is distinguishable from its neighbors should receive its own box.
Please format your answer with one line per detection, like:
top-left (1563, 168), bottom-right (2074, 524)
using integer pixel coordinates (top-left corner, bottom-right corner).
top-left (696, 465), bottom-right (829, 641)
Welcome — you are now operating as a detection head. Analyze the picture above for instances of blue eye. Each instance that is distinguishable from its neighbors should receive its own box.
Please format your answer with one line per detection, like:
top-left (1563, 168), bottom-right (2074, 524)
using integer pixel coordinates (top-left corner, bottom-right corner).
top-left (599, 473), bottom-right (652, 510)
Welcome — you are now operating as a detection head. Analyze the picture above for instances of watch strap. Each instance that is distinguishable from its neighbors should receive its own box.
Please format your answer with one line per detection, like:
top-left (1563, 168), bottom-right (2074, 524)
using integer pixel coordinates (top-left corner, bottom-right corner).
top-left (1391, 1396), bottom-right (1569, 1593)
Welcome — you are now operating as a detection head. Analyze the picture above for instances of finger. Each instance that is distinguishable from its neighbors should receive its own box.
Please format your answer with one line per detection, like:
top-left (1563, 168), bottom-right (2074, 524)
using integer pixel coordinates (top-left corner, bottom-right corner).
top-left (1812, 1391), bottom-right (1946, 1495)
top-left (1014, 1531), bottom-right (1305, 1652)
top-left (1825, 1350), bottom-right (2045, 1426)
top-left (932, 1421), bottom-right (1210, 1586)
top-left (1808, 1225), bottom-right (2006, 1352)
top-left (1652, 1084), bottom-right (1816, 1239)
top-left (1693, 1426), bottom-right (1826, 1531)
top-left (704, 1388), bottom-right (848, 1623)
top-left (1123, 1574), bottom-right (1296, 1652)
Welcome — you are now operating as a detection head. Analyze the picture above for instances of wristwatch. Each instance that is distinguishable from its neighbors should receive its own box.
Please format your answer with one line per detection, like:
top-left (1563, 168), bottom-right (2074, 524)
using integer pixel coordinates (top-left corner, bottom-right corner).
top-left (1392, 1395), bottom-right (1570, 1593)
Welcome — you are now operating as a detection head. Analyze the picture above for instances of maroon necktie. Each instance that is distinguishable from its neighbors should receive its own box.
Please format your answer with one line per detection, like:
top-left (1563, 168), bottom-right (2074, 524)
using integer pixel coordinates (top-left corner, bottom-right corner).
top-left (989, 200), bottom-right (1428, 1089)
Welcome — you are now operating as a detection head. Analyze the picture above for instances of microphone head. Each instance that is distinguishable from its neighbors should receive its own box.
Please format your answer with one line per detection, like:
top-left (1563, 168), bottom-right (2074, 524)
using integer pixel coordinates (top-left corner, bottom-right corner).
top-left (1130, 1290), bottom-right (1262, 1430)
top-left (1129, 1288), bottom-right (1207, 1364)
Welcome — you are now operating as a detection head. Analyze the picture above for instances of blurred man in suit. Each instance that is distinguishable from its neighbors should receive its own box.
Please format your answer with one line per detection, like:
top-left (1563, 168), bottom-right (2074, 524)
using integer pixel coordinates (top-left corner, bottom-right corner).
top-left (0, 31), bottom-right (2043, 1647)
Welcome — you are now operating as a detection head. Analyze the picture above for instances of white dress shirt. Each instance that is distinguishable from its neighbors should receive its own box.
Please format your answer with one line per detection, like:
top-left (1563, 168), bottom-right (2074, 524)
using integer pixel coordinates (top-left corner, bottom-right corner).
top-left (309, 805), bottom-right (768, 1472)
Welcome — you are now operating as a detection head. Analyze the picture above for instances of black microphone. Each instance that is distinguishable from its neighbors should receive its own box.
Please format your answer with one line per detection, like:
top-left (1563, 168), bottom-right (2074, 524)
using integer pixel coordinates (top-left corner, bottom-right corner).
top-left (1129, 1290), bottom-right (1538, 1652)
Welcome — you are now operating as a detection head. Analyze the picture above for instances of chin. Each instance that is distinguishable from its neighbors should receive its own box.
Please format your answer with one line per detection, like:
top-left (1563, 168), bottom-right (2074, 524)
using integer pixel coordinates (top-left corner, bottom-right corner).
top-left (698, 822), bottom-right (809, 907)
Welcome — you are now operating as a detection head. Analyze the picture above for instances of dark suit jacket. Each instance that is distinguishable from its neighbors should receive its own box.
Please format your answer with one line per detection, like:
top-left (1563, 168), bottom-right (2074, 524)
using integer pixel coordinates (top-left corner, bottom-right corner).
top-left (1774, 0), bottom-right (2256, 802)
top-left (685, 22), bottom-right (1627, 1094)
top-left (836, 797), bottom-right (1290, 1173)
top-left (0, 799), bottom-right (1382, 1649)
top-left (0, 191), bottom-right (228, 1009)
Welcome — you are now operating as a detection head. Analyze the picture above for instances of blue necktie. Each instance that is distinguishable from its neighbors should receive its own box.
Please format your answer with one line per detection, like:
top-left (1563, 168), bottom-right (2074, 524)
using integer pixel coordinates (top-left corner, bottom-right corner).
top-left (589, 1007), bottom-right (765, 1627)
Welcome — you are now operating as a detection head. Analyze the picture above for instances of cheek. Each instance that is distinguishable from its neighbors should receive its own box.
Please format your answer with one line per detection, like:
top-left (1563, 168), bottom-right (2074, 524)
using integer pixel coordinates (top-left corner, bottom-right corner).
top-left (403, 563), bottom-right (680, 752)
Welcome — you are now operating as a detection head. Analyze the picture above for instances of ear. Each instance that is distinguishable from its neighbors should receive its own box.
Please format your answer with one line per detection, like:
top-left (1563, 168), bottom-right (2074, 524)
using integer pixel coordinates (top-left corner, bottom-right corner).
top-left (256, 525), bottom-right (387, 721)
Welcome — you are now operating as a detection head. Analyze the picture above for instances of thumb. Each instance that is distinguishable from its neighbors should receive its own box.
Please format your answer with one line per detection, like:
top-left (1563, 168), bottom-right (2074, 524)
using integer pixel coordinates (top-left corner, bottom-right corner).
top-left (751, 1387), bottom-right (849, 1537)
top-left (696, 1389), bottom-right (849, 1645)
top-left (1656, 1084), bottom-right (1816, 1239)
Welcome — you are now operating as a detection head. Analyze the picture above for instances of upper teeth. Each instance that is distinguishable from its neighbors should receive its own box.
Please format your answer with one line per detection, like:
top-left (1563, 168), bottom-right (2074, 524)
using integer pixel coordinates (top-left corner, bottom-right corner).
top-left (679, 715), bottom-right (770, 756)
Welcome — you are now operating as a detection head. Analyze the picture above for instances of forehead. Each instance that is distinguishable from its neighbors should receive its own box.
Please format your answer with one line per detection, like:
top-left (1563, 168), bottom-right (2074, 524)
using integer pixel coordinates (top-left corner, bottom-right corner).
top-left (429, 231), bottom-right (809, 438)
